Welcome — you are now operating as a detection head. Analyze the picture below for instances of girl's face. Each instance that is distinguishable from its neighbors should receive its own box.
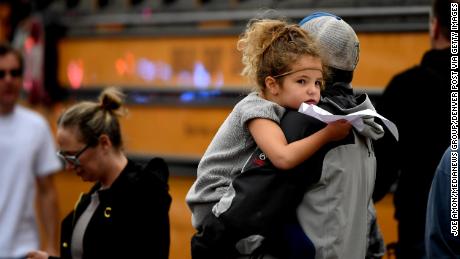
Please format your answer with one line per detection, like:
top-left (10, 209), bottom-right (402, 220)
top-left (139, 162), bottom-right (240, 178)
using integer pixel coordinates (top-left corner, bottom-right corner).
top-left (272, 55), bottom-right (323, 110)
top-left (56, 126), bottom-right (102, 182)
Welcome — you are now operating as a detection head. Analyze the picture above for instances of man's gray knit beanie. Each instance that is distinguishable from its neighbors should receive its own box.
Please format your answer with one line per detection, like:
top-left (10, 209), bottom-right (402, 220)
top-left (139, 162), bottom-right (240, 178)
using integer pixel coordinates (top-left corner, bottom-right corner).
top-left (299, 12), bottom-right (360, 72)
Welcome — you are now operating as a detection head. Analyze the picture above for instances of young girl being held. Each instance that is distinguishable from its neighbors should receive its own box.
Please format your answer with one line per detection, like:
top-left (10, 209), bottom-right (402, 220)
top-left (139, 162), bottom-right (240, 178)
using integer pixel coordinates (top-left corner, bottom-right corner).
top-left (186, 18), bottom-right (351, 230)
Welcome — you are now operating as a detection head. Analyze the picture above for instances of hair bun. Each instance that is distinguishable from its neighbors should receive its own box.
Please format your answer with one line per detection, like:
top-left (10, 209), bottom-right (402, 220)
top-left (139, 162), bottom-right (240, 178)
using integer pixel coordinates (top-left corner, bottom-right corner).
top-left (98, 87), bottom-right (125, 114)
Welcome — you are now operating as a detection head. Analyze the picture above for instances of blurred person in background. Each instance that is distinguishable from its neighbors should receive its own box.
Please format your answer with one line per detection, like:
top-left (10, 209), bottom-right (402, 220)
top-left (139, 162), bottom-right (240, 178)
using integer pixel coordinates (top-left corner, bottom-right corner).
top-left (0, 42), bottom-right (61, 258)
top-left (372, 0), bottom-right (457, 258)
top-left (26, 87), bottom-right (171, 259)
top-left (425, 146), bottom-right (460, 258)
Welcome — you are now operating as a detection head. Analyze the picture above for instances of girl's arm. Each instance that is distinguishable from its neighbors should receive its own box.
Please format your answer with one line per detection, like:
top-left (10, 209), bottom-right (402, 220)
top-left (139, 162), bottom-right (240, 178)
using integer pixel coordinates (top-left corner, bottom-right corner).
top-left (248, 118), bottom-right (351, 170)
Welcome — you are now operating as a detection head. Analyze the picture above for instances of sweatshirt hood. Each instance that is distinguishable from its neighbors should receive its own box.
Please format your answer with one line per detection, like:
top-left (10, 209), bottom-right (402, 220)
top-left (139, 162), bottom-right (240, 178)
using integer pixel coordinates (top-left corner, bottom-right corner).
top-left (321, 91), bottom-right (385, 140)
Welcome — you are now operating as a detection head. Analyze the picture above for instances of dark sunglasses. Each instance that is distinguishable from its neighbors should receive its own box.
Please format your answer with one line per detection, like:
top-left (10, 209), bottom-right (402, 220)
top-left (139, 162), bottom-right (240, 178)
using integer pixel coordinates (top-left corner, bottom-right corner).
top-left (57, 143), bottom-right (91, 167)
top-left (0, 68), bottom-right (22, 79)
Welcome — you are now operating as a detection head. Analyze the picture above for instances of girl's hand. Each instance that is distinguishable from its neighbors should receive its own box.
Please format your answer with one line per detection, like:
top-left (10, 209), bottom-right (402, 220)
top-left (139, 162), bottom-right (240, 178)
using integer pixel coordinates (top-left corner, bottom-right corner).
top-left (323, 119), bottom-right (352, 141)
top-left (26, 250), bottom-right (49, 259)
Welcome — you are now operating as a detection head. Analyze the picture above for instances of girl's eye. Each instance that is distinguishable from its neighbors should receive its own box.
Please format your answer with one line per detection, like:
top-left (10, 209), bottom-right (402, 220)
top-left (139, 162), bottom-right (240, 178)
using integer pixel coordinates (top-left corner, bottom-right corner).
top-left (315, 80), bottom-right (324, 88)
top-left (297, 79), bottom-right (307, 85)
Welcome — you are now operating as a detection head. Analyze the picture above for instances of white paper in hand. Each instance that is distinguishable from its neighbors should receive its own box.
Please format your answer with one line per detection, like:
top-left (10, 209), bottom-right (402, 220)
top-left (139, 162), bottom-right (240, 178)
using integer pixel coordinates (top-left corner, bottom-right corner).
top-left (298, 103), bottom-right (399, 141)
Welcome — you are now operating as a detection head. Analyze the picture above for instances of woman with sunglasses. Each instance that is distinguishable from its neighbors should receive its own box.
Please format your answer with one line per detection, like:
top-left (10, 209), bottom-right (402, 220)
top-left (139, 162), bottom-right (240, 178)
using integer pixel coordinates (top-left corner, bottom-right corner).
top-left (27, 87), bottom-right (171, 259)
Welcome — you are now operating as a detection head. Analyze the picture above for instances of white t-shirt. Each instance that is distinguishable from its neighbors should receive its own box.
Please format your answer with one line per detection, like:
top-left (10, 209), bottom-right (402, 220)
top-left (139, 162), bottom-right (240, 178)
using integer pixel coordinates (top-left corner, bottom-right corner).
top-left (0, 105), bottom-right (62, 257)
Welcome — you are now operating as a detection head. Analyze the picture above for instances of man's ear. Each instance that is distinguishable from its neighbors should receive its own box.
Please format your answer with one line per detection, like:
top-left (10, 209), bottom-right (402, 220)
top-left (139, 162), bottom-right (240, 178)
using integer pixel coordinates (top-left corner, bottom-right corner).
top-left (265, 76), bottom-right (279, 95)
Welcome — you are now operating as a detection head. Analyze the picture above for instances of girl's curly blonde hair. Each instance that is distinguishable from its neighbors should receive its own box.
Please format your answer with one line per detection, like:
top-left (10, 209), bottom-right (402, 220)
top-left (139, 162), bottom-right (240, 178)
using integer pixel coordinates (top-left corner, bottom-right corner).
top-left (238, 19), bottom-right (326, 91)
